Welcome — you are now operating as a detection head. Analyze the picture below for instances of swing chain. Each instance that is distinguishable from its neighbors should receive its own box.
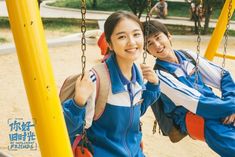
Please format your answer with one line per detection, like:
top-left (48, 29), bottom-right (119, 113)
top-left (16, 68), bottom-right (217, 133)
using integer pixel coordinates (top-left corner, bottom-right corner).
top-left (143, 0), bottom-right (151, 64)
top-left (222, 0), bottom-right (232, 75)
top-left (194, 0), bottom-right (203, 90)
top-left (80, 121), bottom-right (87, 153)
top-left (81, 1), bottom-right (87, 148)
top-left (81, 0), bottom-right (87, 78)
top-left (194, 21), bottom-right (201, 89)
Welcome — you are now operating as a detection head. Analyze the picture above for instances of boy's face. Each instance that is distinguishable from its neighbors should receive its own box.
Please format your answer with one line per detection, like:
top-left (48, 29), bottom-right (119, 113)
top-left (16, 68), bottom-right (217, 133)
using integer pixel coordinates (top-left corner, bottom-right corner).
top-left (147, 32), bottom-right (173, 60)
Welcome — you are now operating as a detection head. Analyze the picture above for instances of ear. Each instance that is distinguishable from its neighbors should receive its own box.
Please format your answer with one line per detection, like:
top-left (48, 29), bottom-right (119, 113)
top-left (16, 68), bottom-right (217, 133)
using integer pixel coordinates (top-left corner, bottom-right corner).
top-left (107, 42), bottom-right (113, 51)
top-left (167, 32), bottom-right (173, 46)
top-left (167, 32), bottom-right (172, 41)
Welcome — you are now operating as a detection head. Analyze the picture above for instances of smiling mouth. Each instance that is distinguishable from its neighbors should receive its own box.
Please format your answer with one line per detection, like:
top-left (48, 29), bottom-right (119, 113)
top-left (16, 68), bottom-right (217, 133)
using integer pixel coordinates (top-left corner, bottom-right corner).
top-left (125, 48), bottom-right (138, 53)
top-left (157, 47), bottom-right (164, 53)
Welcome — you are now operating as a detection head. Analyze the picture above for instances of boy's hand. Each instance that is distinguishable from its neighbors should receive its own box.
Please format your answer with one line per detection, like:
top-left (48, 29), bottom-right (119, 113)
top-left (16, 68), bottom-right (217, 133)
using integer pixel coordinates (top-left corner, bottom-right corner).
top-left (74, 72), bottom-right (95, 106)
top-left (140, 64), bottom-right (159, 85)
top-left (222, 113), bottom-right (235, 125)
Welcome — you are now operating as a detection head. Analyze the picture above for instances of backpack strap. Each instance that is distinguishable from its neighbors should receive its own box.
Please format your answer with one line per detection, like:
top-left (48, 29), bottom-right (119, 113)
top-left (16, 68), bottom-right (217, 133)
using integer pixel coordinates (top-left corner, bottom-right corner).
top-left (178, 49), bottom-right (196, 66)
top-left (59, 63), bottom-right (110, 120)
top-left (92, 63), bottom-right (110, 120)
top-left (154, 49), bottom-right (196, 78)
top-left (72, 134), bottom-right (82, 153)
top-left (59, 74), bottom-right (81, 103)
top-left (154, 64), bottom-right (178, 78)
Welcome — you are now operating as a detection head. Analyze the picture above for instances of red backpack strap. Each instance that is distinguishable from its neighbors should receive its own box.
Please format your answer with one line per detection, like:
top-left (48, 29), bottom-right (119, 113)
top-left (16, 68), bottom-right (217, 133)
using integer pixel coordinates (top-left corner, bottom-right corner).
top-left (72, 134), bottom-right (93, 157)
top-left (185, 112), bottom-right (205, 141)
top-left (91, 63), bottom-right (110, 120)
top-left (72, 134), bottom-right (82, 154)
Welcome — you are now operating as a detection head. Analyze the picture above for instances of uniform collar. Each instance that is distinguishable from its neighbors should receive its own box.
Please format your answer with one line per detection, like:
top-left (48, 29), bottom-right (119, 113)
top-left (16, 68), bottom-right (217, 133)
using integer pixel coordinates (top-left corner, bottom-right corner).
top-left (105, 53), bottom-right (144, 94)
top-left (156, 50), bottom-right (190, 73)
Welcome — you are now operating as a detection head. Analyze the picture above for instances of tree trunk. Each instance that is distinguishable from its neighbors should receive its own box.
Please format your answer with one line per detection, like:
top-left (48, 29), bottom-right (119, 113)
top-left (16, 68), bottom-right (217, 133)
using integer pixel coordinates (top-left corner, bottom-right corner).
top-left (203, 4), bottom-right (212, 34)
top-left (92, 0), bottom-right (97, 9)
top-left (127, 0), bottom-right (148, 19)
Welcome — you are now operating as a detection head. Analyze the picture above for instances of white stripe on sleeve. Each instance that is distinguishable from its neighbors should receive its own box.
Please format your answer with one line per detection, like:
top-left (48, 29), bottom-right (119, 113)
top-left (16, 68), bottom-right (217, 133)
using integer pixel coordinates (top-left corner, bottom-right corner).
top-left (158, 70), bottom-right (201, 113)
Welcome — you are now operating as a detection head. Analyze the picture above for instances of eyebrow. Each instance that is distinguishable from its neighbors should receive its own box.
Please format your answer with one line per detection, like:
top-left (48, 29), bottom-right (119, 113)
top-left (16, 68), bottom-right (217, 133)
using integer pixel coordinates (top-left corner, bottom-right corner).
top-left (115, 29), bottom-right (142, 36)
top-left (147, 33), bottom-right (161, 44)
top-left (154, 33), bottom-right (161, 38)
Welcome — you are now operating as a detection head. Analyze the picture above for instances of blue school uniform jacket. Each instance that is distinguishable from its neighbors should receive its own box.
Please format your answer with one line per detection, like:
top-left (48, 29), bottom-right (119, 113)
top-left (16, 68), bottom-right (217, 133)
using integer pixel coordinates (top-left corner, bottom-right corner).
top-left (155, 50), bottom-right (235, 157)
top-left (63, 54), bottom-right (160, 157)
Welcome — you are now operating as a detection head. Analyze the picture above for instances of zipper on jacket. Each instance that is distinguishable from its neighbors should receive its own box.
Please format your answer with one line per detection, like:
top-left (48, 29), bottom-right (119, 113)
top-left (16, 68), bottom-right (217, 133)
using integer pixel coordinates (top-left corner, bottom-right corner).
top-left (123, 83), bottom-right (135, 157)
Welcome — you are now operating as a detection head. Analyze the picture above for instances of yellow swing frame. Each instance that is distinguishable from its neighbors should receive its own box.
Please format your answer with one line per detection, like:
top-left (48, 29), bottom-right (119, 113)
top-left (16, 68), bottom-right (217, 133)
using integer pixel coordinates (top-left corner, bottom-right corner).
top-left (204, 0), bottom-right (235, 60)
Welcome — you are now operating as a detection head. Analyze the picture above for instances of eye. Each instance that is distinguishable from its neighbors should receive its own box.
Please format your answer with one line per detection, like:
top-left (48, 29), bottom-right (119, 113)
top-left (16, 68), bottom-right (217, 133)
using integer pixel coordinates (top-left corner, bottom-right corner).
top-left (147, 42), bottom-right (153, 47)
top-left (117, 35), bottom-right (126, 40)
top-left (134, 32), bottom-right (141, 37)
top-left (155, 36), bottom-right (160, 40)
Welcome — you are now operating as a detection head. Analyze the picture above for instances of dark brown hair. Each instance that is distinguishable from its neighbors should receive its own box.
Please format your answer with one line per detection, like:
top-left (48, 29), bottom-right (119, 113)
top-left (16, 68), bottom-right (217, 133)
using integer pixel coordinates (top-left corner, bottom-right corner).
top-left (104, 11), bottom-right (143, 44)
top-left (143, 20), bottom-right (169, 38)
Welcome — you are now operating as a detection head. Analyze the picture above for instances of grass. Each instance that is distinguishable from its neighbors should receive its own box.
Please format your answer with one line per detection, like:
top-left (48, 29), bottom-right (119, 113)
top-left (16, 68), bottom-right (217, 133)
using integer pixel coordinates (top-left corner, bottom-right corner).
top-left (0, 17), bottom-right (10, 28)
top-left (0, 17), bottom-right (98, 43)
top-left (0, 37), bottom-right (8, 43)
top-left (0, 17), bottom-right (98, 33)
top-left (48, 0), bottom-right (130, 11)
top-left (42, 18), bottom-right (98, 32)
top-left (2, 16), bottom-right (235, 37)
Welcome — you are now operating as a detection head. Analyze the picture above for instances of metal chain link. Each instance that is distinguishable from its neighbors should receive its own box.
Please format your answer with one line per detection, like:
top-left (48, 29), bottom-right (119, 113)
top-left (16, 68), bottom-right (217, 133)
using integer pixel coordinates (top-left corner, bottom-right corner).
top-left (80, 1), bottom-right (87, 151)
top-left (222, 0), bottom-right (232, 76)
top-left (143, 0), bottom-right (151, 64)
top-left (81, 0), bottom-right (87, 79)
top-left (194, 1), bottom-right (202, 90)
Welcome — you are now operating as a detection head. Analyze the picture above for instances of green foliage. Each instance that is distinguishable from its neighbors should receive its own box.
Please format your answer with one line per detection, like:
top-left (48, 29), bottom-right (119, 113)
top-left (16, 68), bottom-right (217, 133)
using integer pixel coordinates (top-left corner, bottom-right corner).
top-left (49, 0), bottom-right (235, 20)
top-left (48, 0), bottom-right (79, 9)
top-left (167, 1), bottom-right (189, 17)
top-left (49, 0), bottom-right (130, 11)
top-left (0, 17), bottom-right (10, 28)
top-left (0, 37), bottom-right (7, 43)
top-left (127, 0), bottom-right (149, 18)
top-left (205, 0), bottom-right (224, 9)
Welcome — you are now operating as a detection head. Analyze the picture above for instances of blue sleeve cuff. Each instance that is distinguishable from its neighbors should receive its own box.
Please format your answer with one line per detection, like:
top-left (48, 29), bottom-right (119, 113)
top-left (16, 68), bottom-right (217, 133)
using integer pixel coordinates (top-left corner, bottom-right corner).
top-left (63, 98), bottom-right (86, 115)
top-left (71, 98), bottom-right (86, 109)
top-left (145, 81), bottom-right (160, 91)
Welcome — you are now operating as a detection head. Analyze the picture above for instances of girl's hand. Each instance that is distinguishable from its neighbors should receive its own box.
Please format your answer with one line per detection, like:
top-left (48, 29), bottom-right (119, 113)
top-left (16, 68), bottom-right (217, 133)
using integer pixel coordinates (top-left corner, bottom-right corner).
top-left (140, 64), bottom-right (159, 85)
top-left (74, 72), bottom-right (95, 106)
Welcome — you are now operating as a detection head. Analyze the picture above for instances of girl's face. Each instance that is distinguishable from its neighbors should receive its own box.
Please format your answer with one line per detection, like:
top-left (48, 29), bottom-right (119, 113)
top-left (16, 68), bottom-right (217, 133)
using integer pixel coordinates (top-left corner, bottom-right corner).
top-left (109, 18), bottom-right (144, 63)
top-left (147, 32), bottom-right (173, 61)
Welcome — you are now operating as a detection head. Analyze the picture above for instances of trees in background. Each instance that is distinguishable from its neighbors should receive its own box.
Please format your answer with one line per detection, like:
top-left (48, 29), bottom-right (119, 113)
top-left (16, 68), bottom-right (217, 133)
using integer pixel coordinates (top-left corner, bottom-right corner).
top-left (202, 0), bottom-right (225, 34)
top-left (187, 0), bottom-right (225, 34)
top-left (127, 0), bottom-right (150, 18)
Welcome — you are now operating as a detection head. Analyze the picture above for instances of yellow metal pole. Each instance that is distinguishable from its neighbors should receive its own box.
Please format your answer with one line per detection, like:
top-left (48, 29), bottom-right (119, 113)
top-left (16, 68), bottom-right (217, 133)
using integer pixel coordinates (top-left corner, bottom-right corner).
top-left (204, 0), bottom-right (235, 60)
top-left (5, 0), bottom-right (73, 157)
top-left (215, 52), bottom-right (235, 60)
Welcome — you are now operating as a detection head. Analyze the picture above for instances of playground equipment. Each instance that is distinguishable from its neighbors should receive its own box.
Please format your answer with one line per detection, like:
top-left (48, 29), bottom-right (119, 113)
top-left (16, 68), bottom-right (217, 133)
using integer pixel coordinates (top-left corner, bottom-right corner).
top-left (5, 0), bottom-right (73, 156)
top-left (204, 0), bottom-right (235, 61)
top-left (4, 0), bottom-right (234, 156)
top-left (188, 0), bottom-right (234, 89)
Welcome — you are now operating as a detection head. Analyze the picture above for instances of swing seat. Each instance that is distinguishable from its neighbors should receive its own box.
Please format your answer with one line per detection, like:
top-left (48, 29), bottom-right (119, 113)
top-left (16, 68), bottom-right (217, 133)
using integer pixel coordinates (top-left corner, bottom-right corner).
top-left (72, 134), bottom-right (94, 157)
top-left (75, 147), bottom-right (93, 157)
top-left (185, 112), bottom-right (205, 141)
